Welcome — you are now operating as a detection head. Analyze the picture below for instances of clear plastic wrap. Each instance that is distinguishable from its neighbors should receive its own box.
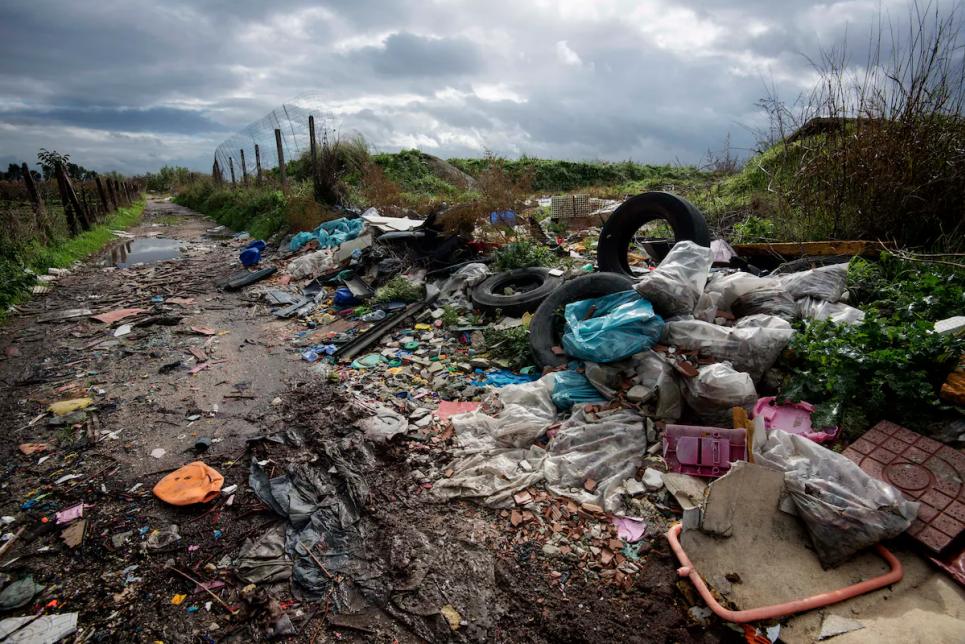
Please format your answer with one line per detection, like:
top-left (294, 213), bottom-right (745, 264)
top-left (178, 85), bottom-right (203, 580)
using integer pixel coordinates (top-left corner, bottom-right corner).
top-left (681, 362), bottom-right (757, 426)
top-left (732, 287), bottom-right (797, 319)
top-left (438, 263), bottom-right (489, 308)
top-left (630, 350), bottom-right (684, 419)
top-left (449, 378), bottom-right (558, 453)
top-left (693, 291), bottom-right (724, 323)
top-left (705, 273), bottom-right (781, 309)
top-left (584, 361), bottom-right (626, 399)
top-left (633, 241), bottom-right (714, 318)
top-left (755, 430), bottom-right (919, 568)
top-left (796, 296), bottom-right (866, 324)
top-left (562, 291), bottom-right (664, 363)
top-left (776, 263), bottom-right (848, 301)
top-left (544, 406), bottom-right (649, 513)
top-left (664, 315), bottom-right (794, 381)
top-left (286, 249), bottom-right (336, 280)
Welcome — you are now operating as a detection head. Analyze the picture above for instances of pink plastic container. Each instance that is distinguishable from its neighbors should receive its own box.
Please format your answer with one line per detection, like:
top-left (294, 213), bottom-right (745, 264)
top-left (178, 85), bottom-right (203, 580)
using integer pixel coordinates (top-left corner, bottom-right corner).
top-left (662, 425), bottom-right (747, 478)
top-left (752, 397), bottom-right (838, 443)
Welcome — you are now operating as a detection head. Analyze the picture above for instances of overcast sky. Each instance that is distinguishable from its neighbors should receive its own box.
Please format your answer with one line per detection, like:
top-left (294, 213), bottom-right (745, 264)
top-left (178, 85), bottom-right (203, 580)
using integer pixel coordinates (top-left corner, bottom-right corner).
top-left (0, 0), bottom-right (935, 175)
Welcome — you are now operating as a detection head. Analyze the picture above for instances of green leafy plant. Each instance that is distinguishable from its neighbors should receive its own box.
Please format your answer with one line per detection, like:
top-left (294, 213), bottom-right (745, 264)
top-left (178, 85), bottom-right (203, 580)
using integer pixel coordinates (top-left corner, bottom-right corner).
top-left (780, 316), bottom-right (964, 440)
top-left (440, 304), bottom-right (460, 328)
top-left (482, 326), bottom-right (533, 371)
top-left (492, 238), bottom-right (556, 272)
top-left (732, 215), bottom-right (776, 243)
top-left (372, 275), bottom-right (423, 304)
top-left (848, 254), bottom-right (965, 324)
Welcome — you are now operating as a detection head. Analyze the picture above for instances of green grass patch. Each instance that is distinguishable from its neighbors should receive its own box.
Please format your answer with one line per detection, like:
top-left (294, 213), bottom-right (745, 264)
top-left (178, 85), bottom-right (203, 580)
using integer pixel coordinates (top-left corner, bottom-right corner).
top-left (174, 180), bottom-right (288, 240)
top-left (0, 198), bottom-right (146, 317)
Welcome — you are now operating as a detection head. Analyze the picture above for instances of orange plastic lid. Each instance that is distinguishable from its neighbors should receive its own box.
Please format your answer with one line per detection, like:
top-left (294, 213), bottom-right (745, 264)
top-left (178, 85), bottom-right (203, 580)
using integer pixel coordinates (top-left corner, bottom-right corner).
top-left (152, 461), bottom-right (224, 505)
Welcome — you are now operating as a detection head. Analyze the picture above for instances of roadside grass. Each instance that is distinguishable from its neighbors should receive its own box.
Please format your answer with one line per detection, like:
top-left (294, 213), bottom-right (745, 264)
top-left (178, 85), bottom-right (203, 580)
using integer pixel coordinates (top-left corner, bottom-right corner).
top-left (0, 198), bottom-right (146, 315)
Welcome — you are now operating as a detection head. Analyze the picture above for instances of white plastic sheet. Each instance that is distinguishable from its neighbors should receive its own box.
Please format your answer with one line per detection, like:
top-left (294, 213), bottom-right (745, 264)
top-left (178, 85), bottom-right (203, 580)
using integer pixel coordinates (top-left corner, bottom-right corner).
top-left (754, 430), bottom-right (919, 568)
top-left (438, 263), bottom-right (489, 308)
top-left (544, 407), bottom-right (649, 513)
top-left (630, 351), bottom-right (684, 419)
top-left (449, 379), bottom-right (558, 453)
top-left (633, 241), bottom-right (714, 318)
top-left (776, 264), bottom-right (848, 302)
top-left (663, 315), bottom-right (794, 381)
top-left (705, 273), bottom-right (781, 309)
top-left (796, 296), bottom-right (866, 324)
top-left (681, 362), bottom-right (757, 426)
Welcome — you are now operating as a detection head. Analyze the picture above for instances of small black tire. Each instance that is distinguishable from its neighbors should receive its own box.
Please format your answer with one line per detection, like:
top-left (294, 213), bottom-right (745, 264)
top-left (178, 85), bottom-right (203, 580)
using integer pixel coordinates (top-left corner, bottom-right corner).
top-left (528, 273), bottom-right (635, 368)
top-left (471, 268), bottom-right (564, 318)
top-left (597, 192), bottom-right (711, 277)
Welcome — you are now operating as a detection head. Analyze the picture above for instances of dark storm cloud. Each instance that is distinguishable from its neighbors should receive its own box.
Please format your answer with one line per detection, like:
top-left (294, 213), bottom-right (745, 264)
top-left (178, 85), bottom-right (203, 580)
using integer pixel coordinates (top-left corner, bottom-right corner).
top-left (0, 0), bottom-right (953, 173)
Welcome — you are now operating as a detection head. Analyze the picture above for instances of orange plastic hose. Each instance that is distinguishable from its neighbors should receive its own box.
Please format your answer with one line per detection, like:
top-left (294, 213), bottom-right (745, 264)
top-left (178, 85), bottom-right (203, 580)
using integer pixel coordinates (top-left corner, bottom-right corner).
top-left (666, 523), bottom-right (903, 623)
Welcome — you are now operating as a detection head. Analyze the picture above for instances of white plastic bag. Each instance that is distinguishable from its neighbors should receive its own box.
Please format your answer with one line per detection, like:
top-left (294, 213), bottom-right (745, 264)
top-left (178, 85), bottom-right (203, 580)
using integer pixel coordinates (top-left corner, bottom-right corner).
top-left (755, 430), bottom-right (919, 568)
top-left (430, 446), bottom-right (547, 508)
top-left (286, 249), bottom-right (336, 280)
top-left (796, 296), bottom-right (866, 324)
top-left (732, 287), bottom-right (797, 319)
top-left (438, 263), bottom-right (489, 308)
top-left (705, 273), bottom-right (780, 309)
top-left (681, 362), bottom-right (757, 426)
top-left (449, 378), bottom-right (558, 453)
top-left (544, 406), bottom-right (649, 513)
top-left (633, 241), bottom-right (713, 318)
top-left (664, 315), bottom-right (794, 381)
top-left (776, 264), bottom-right (848, 302)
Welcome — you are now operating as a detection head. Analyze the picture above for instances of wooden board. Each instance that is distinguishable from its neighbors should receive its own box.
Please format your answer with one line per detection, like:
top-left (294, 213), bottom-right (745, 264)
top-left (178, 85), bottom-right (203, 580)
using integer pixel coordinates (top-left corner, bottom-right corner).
top-left (731, 240), bottom-right (893, 257)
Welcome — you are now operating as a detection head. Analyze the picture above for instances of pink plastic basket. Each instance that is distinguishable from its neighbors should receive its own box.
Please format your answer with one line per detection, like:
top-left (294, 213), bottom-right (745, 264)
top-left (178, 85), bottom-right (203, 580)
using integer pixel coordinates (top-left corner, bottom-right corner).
top-left (752, 397), bottom-right (838, 443)
top-left (663, 424), bottom-right (747, 478)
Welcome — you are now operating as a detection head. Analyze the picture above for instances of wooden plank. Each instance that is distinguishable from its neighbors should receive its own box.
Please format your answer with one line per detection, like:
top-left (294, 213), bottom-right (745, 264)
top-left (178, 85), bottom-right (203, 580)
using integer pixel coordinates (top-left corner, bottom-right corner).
top-left (731, 240), bottom-right (894, 258)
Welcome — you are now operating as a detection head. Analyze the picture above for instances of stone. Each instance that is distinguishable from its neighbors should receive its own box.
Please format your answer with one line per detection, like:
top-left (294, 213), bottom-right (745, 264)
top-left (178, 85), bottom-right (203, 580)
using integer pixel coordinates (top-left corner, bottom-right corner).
top-left (642, 468), bottom-right (664, 491)
top-left (818, 615), bottom-right (865, 640)
top-left (427, 362), bottom-right (445, 374)
top-left (409, 408), bottom-right (430, 422)
top-left (414, 415), bottom-right (432, 429)
top-left (627, 385), bottom-right (651, 403)
top-left (470, 358), bottom-right (491, 370)
top-left (542, 544), bottom-right (560, 557)
top-left (519, 460), bottom-right (534, 472)
top-left (624, 478), bottom-right (646, 496)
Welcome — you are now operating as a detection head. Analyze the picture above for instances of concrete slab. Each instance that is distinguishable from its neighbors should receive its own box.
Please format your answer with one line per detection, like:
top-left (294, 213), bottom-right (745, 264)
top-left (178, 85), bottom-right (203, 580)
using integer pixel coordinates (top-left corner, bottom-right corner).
top-left (679, 462), bottom-right (965, 644)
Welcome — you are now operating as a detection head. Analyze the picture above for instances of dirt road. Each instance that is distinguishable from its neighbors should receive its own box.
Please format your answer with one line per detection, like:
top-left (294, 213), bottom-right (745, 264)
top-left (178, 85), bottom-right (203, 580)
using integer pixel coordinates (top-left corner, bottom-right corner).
top-left (0, 197), bottom-right (711, 643)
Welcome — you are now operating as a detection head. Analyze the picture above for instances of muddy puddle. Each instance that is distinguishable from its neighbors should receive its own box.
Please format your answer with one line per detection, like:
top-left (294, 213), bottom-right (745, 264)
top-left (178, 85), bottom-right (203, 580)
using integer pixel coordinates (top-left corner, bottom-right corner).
top-left (103, 237), bottom-right (187, 267)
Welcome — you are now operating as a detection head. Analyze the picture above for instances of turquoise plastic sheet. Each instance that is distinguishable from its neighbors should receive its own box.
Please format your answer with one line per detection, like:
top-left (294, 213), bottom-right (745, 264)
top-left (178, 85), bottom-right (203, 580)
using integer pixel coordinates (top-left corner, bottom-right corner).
top-left (561, 291), bottom-right (664, 363)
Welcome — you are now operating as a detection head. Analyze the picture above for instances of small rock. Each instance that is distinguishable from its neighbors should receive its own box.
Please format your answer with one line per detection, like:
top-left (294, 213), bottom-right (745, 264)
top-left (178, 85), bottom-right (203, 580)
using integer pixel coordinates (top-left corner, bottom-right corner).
top-left (470, 358), bottom-right (491, 370)
top-left (409, 408), bottom-right (430, 422)
top-left (642, 468), bottom-right (664, 491)
top-left (411, 469), bottom-right (427, 481)
top-left (624, 479), bottom-right (646, 496)
top-left (519, 460), bottom-right (533, 472)
top-left (414, 415), bottom-right (432, 429)
top-left (627, 385), bottom-right (651, 403)
top-left (542, 544), bottom-right (560, 557)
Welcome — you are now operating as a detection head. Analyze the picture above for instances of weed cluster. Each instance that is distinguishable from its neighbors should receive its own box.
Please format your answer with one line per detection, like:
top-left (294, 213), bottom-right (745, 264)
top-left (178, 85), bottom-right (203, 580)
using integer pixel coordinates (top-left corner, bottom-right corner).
top-left (492, 238), bottom-right (556, 272)
top-left (482, 326), bottom-right (533, 371)
top-left (372, 275), bottom-right (424, 305)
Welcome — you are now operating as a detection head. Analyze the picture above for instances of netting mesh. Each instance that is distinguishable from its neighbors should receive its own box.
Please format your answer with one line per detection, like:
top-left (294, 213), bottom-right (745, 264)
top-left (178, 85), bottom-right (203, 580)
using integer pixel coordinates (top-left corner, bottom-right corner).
top-left (213, 91), bottom-right (335, 182)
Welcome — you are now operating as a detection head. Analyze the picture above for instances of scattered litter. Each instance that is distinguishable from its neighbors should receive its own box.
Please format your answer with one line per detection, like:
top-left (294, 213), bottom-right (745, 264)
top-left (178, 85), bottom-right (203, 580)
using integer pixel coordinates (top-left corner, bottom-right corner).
top-left (153, 462), bottom-right (224, 506)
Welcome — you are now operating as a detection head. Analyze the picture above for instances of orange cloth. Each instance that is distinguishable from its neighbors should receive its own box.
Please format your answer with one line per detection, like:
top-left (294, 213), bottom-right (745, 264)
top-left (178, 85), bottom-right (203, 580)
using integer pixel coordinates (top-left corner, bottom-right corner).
top-left (153, 461), bottom-right (224, 505)
top-left (941, 367), bottom-right (965, 406)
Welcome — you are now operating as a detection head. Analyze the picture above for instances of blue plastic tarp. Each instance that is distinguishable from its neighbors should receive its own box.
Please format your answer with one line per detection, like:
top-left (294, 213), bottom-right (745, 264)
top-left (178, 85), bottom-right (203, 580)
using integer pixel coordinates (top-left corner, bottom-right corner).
top-left (550, 370), bottom-right (606, 409)
top-left (290, 218), bottom-right (365, 252)
top-left (561, 291), bottom-right (664, 363)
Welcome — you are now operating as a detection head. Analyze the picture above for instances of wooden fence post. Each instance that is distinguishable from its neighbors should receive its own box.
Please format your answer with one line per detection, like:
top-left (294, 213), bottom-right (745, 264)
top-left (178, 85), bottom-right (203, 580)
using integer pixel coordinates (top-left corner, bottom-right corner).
top-left (240, 149), bottom-right (248, 185)
top-left (229, 158), bottom-right (236, 187)
top-left (95, 177), bottom-right (110, 214)
top-left (59, 165), bottom-right (90, 231)
top-left (81, 188), bottom-right (92, 222)
top-left (22, 162), bottom-right (51, 240)
top-left (309, 115), bottom-right (319, 199)
top-left (255, 145), bottom-right (262, 185)
top-left (275, 129), bottom-right (288, 195)
top-left (213, 159), bottom-right (221, 186)
top-left (107, 180), bottom-right (118, 210)
top-left (55, 164), bottom-right (80, 236)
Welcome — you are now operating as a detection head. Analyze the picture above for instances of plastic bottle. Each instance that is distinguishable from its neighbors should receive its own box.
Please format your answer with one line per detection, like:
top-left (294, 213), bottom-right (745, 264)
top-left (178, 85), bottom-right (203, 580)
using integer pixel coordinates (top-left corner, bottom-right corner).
top-left (361, 310), bottom-right (387, 322)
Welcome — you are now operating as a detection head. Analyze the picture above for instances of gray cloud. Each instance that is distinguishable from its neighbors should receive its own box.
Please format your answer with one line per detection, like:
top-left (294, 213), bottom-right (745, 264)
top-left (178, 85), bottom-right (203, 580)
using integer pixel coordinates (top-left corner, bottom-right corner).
top-left (0, 0), bottom-right (954, 175)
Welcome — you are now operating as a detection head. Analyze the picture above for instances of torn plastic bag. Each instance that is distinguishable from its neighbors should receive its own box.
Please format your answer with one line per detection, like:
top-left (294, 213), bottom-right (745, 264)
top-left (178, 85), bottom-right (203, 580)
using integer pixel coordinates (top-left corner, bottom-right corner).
top-left (755, 430), bottom-right (919, 568)
top-left (633, 241), bottom-right (714, 318)
top-left (796, 296), bottom-right (866, 324)
top-left (631, 350), bottom-right (684, 419)
top-left (584, 361), bottom-right (627, 399)
top-left (437, 262), bottom-right (489, 308)
top-left (776, 263), bottom-right (848, 301)
top-left (430, 446), bottom-right (547, 508)
top-left (357, 405), bottom-right (407, 443)
top-left (693, 291), bottom-right (724, 323)
top-left (449, 379), bottom-right (558, 453)
top-left (732, 286), bottom-right (796, 319)
top-left (249, 459), bottom-right (365, 600)
top-left (287, 249), bottom-right (336, 281)
top-left (663, 315), bottom-right (794, 381)
top-left (544, 406), bottom-right (649, 513)
top-left (561, 291), bottom-right (664, 363)
top-left (236, 525), bottom-right (293, 584)
top-left (549, 370), bottom-right (607, 409)
top-left (705, 272), bottom-right (781, 309)
top-left (681, 362), bottom-right (757, 426)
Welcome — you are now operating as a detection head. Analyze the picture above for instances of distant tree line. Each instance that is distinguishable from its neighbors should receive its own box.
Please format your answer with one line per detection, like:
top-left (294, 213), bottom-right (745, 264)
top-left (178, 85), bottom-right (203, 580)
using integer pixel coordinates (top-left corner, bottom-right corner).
top-left (0, 149), bottom-right (103, 182)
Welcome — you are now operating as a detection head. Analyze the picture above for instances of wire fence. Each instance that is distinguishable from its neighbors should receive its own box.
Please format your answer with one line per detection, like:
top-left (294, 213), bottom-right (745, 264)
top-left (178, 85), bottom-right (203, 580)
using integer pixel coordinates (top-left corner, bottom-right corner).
top-left (213, 91), bottom-right (337, 184)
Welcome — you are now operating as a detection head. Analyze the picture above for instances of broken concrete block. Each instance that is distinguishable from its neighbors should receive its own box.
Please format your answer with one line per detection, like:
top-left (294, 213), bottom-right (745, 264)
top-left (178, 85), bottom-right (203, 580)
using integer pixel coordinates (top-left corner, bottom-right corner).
top-left (627, 385), bottom-right (651, 403)
top-left (642, 468), bottom-right (664, 491)
top-left (818, 615), bottom-right (865, 640)
top-left (624, 478), bottom-right (646, 496)
top-left (699, 461), bottom-right (784, 538)
top-left (542, 544), bottom-right (560, 557)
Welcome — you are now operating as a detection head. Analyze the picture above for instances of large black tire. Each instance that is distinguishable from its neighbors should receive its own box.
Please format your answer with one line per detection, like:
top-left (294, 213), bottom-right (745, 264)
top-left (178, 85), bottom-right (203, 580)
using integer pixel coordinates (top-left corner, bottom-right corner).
top-left (528, 273), bottom-right (635, 368)
top-left (471, 268), bottom-right (564, 318)
top-left (597, 192), bottom-right (711, 277)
